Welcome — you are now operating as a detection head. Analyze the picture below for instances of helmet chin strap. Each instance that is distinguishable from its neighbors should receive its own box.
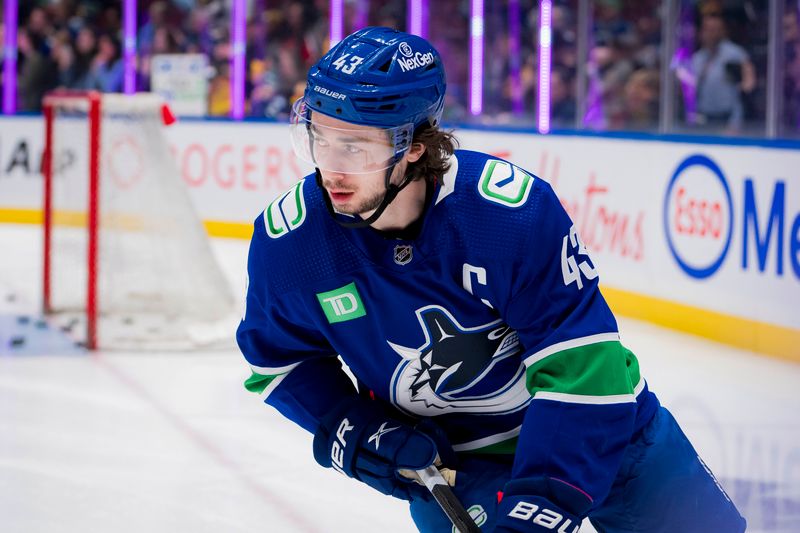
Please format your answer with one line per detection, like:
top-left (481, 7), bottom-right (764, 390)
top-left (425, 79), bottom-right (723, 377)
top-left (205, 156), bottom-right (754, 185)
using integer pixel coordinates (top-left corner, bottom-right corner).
top-left (316, 157), bottom-right (416, 229)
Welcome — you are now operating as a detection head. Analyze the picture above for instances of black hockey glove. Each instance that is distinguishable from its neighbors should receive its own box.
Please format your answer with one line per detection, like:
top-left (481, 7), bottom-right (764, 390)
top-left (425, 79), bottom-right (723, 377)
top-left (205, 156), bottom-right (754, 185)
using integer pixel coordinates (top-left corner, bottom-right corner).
top-left (312, 396), bottom-right (454, 501)
top-left (495, 477), bottom-right (591, 533)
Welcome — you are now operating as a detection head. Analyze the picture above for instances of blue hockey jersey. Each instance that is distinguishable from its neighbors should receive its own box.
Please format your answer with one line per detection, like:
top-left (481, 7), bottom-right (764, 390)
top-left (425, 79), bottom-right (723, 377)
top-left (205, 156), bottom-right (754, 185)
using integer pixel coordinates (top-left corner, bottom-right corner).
top-left (237, 149), bottom-right (659, 510)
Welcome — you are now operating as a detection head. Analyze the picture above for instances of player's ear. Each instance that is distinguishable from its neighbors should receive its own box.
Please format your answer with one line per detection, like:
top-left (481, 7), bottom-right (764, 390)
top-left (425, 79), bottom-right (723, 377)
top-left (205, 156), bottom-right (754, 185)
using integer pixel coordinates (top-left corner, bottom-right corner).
top-left (406, 142), bottom-right (426, 163)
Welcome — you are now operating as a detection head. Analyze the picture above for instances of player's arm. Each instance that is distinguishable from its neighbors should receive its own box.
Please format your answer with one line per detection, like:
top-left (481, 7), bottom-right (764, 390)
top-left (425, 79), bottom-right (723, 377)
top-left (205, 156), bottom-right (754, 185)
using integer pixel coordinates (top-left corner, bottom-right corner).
top-left (236, 218), bottom-right (358, 432)
top-left (237, 217), bottom-right (450, 500)
top-left (495, 179), bottom-right (639, 532)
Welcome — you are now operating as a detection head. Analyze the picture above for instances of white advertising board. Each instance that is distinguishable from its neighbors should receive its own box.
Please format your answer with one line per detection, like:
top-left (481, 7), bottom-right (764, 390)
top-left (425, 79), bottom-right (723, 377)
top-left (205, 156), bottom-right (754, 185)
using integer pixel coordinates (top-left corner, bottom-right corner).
top-left (151, 54), bottom-right (209, 117)
top-left (1, 116), bottom-right (797, 355)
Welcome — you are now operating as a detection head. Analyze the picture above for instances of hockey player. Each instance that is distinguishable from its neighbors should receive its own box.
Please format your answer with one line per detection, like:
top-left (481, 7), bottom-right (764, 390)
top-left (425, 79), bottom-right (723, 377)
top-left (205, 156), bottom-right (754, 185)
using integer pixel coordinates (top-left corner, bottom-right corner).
top-left (237, 27), bottom-right (745, 532)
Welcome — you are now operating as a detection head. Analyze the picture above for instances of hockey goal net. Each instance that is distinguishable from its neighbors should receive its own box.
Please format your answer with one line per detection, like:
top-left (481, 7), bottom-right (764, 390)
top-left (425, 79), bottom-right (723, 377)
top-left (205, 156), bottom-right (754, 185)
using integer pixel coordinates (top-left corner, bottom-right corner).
top-left (42, 91), bottom-right (236, 350)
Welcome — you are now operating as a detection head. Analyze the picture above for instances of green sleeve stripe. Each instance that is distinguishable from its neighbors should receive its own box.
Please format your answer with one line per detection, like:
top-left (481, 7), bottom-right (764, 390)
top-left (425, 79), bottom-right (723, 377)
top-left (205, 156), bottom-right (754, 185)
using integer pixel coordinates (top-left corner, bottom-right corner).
top-left (525, 339), bottom-right (641, 398)
top-left (244, 372), bottom-right (279, 394)
top-left (244, 361), bottom-right (301, 397)
top-left (459, 436), bottom-right (518, 455)
top-left (523, 332), bottom-right (620, 367)
top-left (244, 371), bottom-right (292, 399)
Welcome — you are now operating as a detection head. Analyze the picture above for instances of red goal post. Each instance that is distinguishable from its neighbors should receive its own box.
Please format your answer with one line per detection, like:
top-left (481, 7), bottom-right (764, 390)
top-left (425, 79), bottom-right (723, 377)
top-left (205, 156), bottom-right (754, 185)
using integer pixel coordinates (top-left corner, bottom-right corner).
top-left (41, 91), bottom-right (236, 350)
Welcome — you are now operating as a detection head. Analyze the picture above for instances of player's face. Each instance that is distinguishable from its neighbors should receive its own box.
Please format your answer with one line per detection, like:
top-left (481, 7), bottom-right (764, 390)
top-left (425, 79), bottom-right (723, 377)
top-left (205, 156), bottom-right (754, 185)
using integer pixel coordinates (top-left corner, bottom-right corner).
top-left (311, 112), bottom-right (407, 215)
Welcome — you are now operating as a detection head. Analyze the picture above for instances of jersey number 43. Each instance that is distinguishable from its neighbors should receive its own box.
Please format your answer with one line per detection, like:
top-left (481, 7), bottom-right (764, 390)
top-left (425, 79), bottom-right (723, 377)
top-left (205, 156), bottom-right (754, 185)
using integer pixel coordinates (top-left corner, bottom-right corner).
top-left (561, 224), bottom-right (598, 290)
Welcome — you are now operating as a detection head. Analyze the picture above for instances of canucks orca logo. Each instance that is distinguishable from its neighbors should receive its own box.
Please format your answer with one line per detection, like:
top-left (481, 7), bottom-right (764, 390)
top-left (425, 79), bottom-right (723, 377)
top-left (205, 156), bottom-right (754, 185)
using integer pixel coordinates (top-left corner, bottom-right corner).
top-left (388, 305), bottom-right (532, 416)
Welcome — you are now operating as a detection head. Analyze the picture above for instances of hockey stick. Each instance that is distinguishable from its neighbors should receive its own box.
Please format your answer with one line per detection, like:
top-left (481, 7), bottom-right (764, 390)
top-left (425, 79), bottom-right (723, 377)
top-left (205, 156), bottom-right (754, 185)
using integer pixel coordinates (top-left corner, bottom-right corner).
top-left (416, 465), bottom-right (482, 533)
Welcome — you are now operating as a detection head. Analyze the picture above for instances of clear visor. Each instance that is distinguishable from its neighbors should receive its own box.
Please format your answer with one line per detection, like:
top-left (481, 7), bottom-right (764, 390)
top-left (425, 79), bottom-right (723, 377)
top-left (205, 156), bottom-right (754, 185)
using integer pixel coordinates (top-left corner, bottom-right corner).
top-left (289, 98), bottom-right (413, 175)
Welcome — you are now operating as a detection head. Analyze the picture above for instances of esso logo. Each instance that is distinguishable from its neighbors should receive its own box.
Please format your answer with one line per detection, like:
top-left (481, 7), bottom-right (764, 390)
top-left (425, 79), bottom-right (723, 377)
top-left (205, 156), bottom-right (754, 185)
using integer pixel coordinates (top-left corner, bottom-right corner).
top-left (664, 154), bottom-right (734, 279)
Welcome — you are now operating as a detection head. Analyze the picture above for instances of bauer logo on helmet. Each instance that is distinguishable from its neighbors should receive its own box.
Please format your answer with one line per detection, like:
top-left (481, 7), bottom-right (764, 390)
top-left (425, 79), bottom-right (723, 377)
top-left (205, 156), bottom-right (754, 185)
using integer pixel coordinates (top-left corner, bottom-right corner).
top-left (313, 85), bottom-right (347, 101)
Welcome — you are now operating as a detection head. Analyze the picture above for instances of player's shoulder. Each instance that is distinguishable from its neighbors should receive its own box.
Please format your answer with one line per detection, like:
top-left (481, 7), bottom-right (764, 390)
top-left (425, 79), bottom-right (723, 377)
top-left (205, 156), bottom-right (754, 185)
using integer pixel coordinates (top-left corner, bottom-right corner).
top-left (443, 149), bottom-right (553, 226)
top-left (250, 176), bottom-right (361, 292)
top-left (252, 174), bottom-right (322, 244)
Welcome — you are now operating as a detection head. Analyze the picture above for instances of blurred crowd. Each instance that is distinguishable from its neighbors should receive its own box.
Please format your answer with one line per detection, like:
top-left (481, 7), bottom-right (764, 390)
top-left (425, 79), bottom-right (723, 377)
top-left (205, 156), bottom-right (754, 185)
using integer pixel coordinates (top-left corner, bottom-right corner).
top-left (2, 0), bottom-right (330, 118)
top-left (2, 0), bottom-right (798, 136)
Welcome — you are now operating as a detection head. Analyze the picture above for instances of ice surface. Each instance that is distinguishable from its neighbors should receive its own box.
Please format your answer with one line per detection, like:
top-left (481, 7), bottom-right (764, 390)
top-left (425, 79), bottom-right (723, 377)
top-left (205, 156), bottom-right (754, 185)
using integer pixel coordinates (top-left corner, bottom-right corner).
top-left (1, 224), bottom-right (797, 532)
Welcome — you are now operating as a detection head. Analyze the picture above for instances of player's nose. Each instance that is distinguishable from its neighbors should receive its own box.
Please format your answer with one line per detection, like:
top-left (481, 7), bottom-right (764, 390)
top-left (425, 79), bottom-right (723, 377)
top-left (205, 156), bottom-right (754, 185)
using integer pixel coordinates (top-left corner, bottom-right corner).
top-left (322, 171), bottom-right (349, 188)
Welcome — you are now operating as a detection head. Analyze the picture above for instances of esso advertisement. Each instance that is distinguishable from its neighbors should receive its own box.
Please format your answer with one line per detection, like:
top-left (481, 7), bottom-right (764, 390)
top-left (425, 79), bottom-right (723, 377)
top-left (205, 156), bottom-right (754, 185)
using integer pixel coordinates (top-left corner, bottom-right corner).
top-left (664, 154), bottom-right (734, 279)
top-left (664, 152), bottom-right (800, 283)
top-left (660, 149), bottom-right (800, 330)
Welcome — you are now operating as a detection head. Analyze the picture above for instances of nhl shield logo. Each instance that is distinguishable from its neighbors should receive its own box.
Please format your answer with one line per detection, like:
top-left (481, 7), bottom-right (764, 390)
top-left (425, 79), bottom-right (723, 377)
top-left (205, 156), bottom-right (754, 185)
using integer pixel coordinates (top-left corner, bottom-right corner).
top-left (393, 245), bottom-right (413, 265)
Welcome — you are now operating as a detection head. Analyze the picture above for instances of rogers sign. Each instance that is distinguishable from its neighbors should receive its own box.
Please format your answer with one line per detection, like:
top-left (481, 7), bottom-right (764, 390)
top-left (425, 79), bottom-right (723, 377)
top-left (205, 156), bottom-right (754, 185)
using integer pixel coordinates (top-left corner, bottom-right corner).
top-left (664, 153), bottom-right (800, 280)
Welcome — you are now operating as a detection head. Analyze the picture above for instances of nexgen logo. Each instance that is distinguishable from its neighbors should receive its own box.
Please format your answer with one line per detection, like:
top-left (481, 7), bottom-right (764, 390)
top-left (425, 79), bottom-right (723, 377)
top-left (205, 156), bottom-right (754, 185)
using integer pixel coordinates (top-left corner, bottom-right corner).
top-left (317, 282), bottom-right (366, 323)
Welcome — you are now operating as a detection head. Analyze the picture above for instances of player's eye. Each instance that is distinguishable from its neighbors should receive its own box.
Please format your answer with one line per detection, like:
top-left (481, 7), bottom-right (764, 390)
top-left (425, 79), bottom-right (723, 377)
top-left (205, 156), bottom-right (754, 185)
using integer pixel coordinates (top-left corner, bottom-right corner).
top-left (313, 135), bottom-right (330, 148)
top-left (344, 144), bottom-right (364, 155)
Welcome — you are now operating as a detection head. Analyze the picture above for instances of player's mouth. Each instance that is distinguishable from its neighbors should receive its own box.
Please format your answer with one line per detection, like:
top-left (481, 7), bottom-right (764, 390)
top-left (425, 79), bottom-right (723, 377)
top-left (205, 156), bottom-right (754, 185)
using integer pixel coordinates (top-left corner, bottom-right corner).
top-left (328, 190), bottom-right (355, 203)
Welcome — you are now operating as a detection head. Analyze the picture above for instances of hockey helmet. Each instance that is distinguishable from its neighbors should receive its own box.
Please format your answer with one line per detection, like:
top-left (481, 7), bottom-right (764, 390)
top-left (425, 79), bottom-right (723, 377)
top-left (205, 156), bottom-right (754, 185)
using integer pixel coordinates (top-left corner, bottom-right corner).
top-left (290, 27), bottom-right (446, 174)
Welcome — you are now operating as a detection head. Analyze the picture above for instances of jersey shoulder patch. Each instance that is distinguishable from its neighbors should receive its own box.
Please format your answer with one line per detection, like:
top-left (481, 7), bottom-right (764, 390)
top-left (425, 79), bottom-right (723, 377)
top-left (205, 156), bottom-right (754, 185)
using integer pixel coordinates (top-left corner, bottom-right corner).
top-left (476, 158), bottom-right (536, 208)
top-left (263, 179), bottom-right (308, 239)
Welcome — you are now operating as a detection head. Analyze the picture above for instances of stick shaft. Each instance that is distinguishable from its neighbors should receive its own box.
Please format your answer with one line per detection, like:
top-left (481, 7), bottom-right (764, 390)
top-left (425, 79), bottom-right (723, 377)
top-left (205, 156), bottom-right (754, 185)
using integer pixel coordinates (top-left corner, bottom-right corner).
top-left (417, 466), bottom-right (481, 533)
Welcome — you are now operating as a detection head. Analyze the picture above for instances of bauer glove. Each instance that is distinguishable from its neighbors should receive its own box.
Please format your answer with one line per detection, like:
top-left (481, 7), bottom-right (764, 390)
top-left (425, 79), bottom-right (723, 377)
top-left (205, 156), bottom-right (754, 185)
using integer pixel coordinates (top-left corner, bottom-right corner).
top-left (312, 396), bottom-right (454, 501)
top-left (494, 477), bottom-right (591, 533)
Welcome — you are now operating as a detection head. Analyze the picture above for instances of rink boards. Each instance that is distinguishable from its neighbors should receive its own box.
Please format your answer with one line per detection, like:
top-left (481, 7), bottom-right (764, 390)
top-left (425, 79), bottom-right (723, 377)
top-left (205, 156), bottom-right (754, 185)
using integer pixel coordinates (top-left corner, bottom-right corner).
top-left (0, 115), bottom-right (798, 360)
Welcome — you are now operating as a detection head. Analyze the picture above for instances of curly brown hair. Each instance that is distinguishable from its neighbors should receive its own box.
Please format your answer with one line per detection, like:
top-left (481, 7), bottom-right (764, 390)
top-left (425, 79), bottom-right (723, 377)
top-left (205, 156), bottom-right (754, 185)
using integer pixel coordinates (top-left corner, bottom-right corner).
top-left (405, 127), bottom-right (458, 184)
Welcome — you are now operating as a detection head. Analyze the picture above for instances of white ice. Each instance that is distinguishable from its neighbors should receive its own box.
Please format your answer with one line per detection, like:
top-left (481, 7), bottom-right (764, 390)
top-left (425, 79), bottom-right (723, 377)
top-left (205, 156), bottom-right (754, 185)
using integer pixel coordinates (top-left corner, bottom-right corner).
top-left (1, 223), bottom-right (798, 532)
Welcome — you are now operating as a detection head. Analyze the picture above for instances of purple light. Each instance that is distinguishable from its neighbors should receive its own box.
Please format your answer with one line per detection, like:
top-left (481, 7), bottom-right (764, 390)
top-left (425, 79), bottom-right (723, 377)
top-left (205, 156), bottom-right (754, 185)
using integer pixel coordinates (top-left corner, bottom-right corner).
top-left (3, 0), bottom-right (18, 114)
top-left (354, 0), bottom-right (369, 30)
top-left (330, 0), bottom-right (344, 46)
top-left (537, 0), bottom-right (552, 133)
top-left (407, 0), bottom-right (428, 37)
top-left (469, 0), bottom-right (485, 116)
top-left (123, 0), bottom-right (137, 94)
top-left (509, 0), bottom-right (523, 115)
top-left (231, 0), bottom-right (246, 120)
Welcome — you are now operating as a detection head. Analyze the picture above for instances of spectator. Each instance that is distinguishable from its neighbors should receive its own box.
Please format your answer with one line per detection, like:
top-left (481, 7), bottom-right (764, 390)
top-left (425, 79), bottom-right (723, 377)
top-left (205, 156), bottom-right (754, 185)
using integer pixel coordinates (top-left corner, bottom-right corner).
top-left (17, 29), bottom-right (57, 111)
top-left (26, 7), bottom-right (53, 48)
top-left (551, 67), bottom-right (576, 128)
top-left (587, 36), bottom-right (635, 129)
top-left (691, 13), bottom-right (756, 133)
top-left (248, 56), bottom-right (289, 119)
top-left (63, 26), bottom-right (99, 90)
top-left (208, 61), bottom-right (231, 116)
top-left (783, 10), bottom-right (800, 135)
top-left (621, 68), bottom-right (659, 130)
top-left (92, 34), bottom-right (124, 93)
top-left (138, 1), bottom-right (169, 57)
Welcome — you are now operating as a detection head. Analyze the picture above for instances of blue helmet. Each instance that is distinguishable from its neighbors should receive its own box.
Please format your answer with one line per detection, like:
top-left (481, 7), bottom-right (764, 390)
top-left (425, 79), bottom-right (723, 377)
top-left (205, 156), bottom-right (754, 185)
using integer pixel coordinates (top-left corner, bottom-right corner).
top-left (304, 27), bottom-right (446, 131)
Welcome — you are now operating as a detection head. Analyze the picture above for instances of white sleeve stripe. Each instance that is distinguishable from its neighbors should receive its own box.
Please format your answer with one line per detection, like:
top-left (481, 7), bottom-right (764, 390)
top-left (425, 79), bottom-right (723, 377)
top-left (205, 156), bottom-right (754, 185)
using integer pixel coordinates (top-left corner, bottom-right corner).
top-left (451, 425), bottom-right (522, 452)
top-left (249, 361), bottom-right (301, 375)
top-left (532, 391), bottom-right (636, 405)
top-left (522, 332), bottom-right (621, 367)
top-left (634, 377), bottom-right (646, 397)
top-left (260, 372), bottom-right (289, 401)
